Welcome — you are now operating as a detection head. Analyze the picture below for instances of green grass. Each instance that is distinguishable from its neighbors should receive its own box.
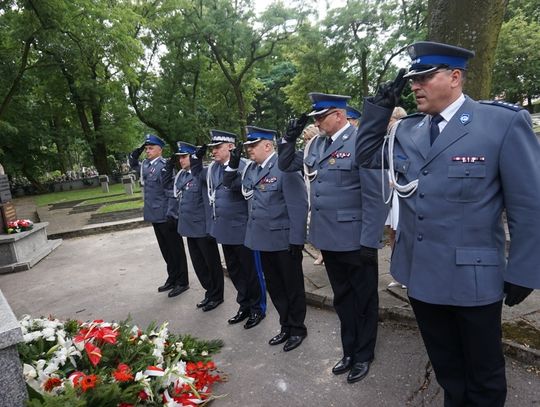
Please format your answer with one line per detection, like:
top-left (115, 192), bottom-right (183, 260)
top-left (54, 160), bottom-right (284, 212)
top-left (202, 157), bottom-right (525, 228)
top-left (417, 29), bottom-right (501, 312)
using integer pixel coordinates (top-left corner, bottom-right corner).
top-left (35, 184), bottom-right (141, 206)
top-left (80, 192), bottom-right (142, 205)
top-left (97, 200), bottom-right (144, 214)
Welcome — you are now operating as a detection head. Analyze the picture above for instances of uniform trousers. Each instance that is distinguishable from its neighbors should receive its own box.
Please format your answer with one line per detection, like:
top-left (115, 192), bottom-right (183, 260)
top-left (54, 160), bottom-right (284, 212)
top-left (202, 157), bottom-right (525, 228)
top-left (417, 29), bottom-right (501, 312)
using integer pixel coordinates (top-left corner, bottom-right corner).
top-left (260, 250), bottom-right (307, 336)
top-left (152, 220), bottom-right (188, 286)
top-left (322, 249), bottom-right (379, 363)
top-left (222, 244), bottom-right (263, 314)
top-left (409, 297), bottom-right (506, 407)
top-left (186, 236), bottom-right (224, 302)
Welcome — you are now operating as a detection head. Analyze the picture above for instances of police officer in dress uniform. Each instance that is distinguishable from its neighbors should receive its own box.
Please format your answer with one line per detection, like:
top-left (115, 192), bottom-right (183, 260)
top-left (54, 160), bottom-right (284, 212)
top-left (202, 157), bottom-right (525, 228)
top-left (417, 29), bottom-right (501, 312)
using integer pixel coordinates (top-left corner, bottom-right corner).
top-left (202, 130), bottom-right (265, 329)
top-left (129, 134), bottom-right (189, 298)
top-left (231, 126), bottom-right (309, 351)
top-left (346, 106), bottom-right (362, 127)
top-left (278, 94), bottom-right (389, 383)
top-left (357, 41), bottom-right (540, 407)
top-left (172, 141), bottom-right (224, 311)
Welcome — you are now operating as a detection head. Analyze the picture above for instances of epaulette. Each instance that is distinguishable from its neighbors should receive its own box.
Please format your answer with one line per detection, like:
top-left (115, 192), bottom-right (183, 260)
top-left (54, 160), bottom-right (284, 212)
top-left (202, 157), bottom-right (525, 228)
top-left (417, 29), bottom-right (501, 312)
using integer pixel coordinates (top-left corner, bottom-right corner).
top-left (158, 157), bottom-right (167, 163)
top-left (479, 100), bottom-right (522, 111)
top-left (401, 112), bottom-right (425, 120)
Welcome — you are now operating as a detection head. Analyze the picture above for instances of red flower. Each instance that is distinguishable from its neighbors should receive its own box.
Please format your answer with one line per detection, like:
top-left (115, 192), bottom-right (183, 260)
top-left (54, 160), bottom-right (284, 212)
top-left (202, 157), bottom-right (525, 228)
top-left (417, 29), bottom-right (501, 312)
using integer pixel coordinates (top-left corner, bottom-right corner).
top-left (69, 371), bottom-right (98, 392)
top-left (80, 374), bottom-right (98, 392)
top-left (138, 390), bottom-right (149, 400)
top-left (113, 363), bottom-right (134, 382)
top-left (118, 404), bottom-right (134, 407)
top-left (84, 342), bottom-right (102, 366)
top-left (43, 377), bottom-right (62, 392)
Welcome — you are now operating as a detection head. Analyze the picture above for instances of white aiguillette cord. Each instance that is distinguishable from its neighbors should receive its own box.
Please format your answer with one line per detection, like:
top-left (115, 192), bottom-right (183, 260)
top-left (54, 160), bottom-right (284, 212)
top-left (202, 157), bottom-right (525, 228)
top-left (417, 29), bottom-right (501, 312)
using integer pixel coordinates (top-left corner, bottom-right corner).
top-left (241, 161), bottom-right (255, 200)
top-left (206, 161), bottom-right (217, 218)
top-left (303, 135), bottom-right (319, 182)
top-left (382, 119), bottom-right (418, 203)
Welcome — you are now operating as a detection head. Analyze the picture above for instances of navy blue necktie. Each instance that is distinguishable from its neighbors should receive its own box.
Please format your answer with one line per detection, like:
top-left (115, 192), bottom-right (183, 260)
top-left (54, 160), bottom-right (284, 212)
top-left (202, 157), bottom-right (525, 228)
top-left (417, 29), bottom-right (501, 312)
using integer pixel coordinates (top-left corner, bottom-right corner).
top-left (325, 137), bottom-right (333, 149)
top-left (430, 114), bottom-right (444, 145)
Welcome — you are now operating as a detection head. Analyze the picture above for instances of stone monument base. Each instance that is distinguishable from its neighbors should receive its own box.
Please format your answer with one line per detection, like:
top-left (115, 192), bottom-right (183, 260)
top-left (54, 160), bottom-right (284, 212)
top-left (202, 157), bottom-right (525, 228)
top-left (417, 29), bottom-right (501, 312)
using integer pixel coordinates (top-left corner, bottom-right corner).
top-left (0, 222), bottom-right (62, 274)
top-left (0, 290), bottom-right (28, 406)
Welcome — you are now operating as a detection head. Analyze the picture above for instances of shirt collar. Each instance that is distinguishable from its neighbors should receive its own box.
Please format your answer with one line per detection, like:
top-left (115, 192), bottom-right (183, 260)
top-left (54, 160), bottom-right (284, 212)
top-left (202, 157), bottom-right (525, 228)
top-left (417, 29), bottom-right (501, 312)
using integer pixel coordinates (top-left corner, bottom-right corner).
top-left (259, 152), bottom-right (276, 169)
top-left (331, 122), bottom-right (351, 142)
top-left (437, 93), bottom-right (466, 123)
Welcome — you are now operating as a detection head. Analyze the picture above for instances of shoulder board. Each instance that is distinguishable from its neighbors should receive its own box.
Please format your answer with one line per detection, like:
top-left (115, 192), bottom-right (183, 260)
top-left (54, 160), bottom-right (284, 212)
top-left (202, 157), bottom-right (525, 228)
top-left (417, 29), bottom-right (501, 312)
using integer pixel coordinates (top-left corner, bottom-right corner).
top-left (402, 112), bottom-right (425, 120)
top-left (479, 100), bottom-right (522, 111)
top-left (158, 157), bottom-right (167, 163)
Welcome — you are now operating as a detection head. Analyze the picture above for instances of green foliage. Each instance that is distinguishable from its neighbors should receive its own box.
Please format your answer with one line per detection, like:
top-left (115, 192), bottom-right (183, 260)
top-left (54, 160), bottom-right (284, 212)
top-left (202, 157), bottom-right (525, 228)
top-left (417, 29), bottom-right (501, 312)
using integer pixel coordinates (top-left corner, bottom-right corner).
top-left (492, 10), bottom-right (540, 105)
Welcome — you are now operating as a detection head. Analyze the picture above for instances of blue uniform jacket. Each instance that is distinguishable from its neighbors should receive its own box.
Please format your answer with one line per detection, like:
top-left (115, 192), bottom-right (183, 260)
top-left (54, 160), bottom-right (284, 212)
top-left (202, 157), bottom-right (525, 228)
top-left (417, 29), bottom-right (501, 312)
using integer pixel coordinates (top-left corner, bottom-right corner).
top-left (278, 124), bottom-right (388, 251)
top-left (174, 159), bottom-right (208, 238)
top-left (357, 97), bottom-right (540, 306)
top-left (129, 155), bottom-right (172, 224)
top-left (241, 153), bottom-right (308, 252)
top-left (201, 159), bottom-right (249, 245)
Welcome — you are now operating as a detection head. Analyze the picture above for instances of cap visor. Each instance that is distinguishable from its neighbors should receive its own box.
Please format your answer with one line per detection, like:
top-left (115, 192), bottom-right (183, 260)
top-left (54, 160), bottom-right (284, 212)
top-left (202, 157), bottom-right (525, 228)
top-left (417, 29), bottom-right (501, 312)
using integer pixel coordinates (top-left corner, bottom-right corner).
top-left (403, 65), bottom-right (439, 78)
top-left (307, 108), bottom-right (330, 117)
top-left (207, 141), bottom-right (225, 147)
top-left (243, 138), bottom-right (262, 146)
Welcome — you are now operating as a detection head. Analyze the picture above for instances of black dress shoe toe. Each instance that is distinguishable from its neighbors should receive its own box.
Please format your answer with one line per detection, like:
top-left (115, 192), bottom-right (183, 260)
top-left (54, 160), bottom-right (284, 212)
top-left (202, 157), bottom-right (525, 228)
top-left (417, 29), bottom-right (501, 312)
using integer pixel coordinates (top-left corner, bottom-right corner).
top-left (332, 356), bottom-right (353, 375)
top-left (202, 299), bottom-right (223, 312)
top-left (347, 361), bottom-right (371, 383)
top-left (228, 310), bottom-right (250, 324)
top-left (196, 298), bottom-right (210, 308)
top-left (168, 284), bottom-right (189, 298)
top-left (244, 313), bottom-right (265, 329)
top-left (268, 332), bottom-right (289, 345)
top-left (283, 335), bottom-right (306, 352)
top-left (158, 282), bottom-right (175, 292)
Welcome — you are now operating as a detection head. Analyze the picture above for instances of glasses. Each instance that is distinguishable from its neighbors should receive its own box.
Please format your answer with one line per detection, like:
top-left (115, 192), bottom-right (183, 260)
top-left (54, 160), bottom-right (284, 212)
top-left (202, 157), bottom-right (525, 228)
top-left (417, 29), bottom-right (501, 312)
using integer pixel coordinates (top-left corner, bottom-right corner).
top-left (410, 69), bottom-right (450, 85)
top-left (314, 110), bottom-right (338, 122)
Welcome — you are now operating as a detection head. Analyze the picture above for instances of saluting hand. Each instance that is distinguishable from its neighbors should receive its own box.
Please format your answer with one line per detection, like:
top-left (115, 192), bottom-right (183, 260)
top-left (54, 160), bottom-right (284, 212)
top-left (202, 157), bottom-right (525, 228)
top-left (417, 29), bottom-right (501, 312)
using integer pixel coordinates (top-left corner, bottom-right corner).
top-left (372, 68), bottom-right (407, 109)
top-left (131, 143), bottom-right (146, 159)
top-left (284, 113), bottom-right (309, 143)
top-left (504, 282), bottom-right (533, 306)
top-left (194, 144), bottom-right (208, 160)
top-left (228, 142), bottom-right (243, 170)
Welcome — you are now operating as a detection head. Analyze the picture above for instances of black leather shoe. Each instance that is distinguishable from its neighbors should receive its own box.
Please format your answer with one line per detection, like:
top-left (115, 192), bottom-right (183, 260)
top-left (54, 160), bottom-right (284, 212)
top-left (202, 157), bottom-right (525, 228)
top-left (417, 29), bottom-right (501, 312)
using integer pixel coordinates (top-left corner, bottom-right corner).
top-left (283, 335), bottom-right (306, 352)
top-left (332, 356), bottom-right (353, 375)
top-left (244, 312), bottom-right (265, 329)
top-left (158, 281), bottom-right (175, 292)
top-left (347, 361), bottom-right (371, 384)
top-left (168, 284), bottom-right (189, 298)
top-left (202, 299), bottom-right (223, 312)
top-left (196, 298), bottom-right (210, 308)
top-left (268, 332), bottom-right (289, 346)
top-left (228, 310), bottom-right (250, 324)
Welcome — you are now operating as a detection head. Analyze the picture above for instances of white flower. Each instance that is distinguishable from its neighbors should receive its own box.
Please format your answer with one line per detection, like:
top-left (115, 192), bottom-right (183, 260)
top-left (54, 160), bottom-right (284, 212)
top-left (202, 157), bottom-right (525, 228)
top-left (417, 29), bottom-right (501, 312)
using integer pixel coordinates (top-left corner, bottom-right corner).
top-left (42, 327), bottom-right (56, 341)
top-left (201, 350), bottom-right (208, 356)
top-left (23, 364), bottom-right (37, 380)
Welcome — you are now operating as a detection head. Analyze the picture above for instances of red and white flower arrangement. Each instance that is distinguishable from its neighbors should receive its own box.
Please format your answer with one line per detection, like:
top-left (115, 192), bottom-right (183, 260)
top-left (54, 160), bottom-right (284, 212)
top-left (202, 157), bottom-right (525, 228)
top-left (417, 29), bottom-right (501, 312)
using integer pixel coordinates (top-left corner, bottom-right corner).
top-left (18, 316), bottom-right (224, 406)
top-left (6, 219), bottom-right (33, 234)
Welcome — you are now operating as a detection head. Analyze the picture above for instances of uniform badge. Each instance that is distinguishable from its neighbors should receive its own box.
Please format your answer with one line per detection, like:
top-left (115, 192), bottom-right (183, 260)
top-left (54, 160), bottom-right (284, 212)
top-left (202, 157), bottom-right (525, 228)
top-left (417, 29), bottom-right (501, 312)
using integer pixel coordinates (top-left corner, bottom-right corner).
top-left (343, 135), bottom-right (349, 141)
top-left (329, 158), bottom-right (336, 165)
top-left (260, 176), bottom-right (277, 185)
top-left (417, 121), bottom-right (425, 128)
top-left (459, 113), bottom-right (470, 124)
top-left (452, 156), bottom-right (485, 163)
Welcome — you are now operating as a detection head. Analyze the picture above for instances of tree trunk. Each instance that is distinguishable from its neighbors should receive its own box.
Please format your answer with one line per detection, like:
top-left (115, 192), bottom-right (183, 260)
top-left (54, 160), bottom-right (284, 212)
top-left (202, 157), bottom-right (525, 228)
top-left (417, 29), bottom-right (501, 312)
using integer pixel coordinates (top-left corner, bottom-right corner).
top-left (427, 0), bottom-right (508, 100)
